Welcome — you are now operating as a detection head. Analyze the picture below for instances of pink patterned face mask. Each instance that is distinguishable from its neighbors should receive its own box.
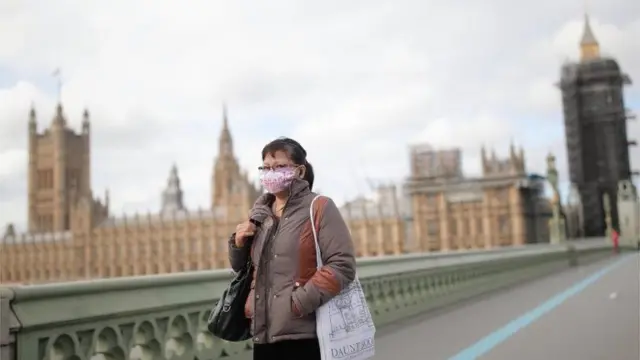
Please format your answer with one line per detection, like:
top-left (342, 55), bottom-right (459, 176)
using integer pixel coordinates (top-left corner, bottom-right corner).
top-left (260, 167), bottom-right (297, 194)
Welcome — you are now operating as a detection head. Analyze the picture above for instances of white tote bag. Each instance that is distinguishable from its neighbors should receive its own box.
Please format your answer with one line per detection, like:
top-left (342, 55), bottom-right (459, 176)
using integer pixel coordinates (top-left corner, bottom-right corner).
top-left (310, 195), bottom-right (376, 360)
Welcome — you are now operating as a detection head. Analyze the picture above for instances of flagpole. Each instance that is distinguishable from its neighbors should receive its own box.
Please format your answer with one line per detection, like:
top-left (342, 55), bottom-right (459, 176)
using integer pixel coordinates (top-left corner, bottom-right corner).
top-left (52, 68), bottom-right (62, 103)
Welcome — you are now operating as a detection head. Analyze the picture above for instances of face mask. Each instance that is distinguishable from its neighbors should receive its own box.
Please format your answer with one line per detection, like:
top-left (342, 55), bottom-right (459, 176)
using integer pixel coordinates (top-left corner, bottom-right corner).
top-left (260, 167), bottom-right (297, 194)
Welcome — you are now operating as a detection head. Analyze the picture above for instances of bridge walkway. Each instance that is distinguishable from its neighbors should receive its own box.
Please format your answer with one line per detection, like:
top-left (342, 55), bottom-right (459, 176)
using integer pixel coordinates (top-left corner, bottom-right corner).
top-left (375, 253), bottom-right (640, 360)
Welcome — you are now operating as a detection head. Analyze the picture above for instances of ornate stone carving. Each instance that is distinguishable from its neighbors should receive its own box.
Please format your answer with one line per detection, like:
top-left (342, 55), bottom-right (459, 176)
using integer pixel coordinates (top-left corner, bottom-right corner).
top-left (616, 180), bottom-right (639, 247)
top-left (603, 192), bottom-right (612, 238)
top-left (546, 153), bottom-right (566, 244)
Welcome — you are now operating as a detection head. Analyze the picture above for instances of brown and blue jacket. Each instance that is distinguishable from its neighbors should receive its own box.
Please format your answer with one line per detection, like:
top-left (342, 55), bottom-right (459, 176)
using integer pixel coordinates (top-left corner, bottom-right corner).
top-left (228, 179), bottom-right (356, 344)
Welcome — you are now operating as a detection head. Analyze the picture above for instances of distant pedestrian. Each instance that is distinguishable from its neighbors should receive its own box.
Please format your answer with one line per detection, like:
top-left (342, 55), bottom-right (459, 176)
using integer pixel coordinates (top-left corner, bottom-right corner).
top-left (611, 229), bottom-right (620, 254)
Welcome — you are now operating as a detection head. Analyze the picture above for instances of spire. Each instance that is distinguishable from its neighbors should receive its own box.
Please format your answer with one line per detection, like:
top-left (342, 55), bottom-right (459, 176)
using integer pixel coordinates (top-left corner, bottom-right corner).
top-left (580, 13), bottom-right (600, 61)
top-left (218, 103), bottom-right (233, 157)
top-left (223, 102), bottom-right (229, 130)
top-left (29, 103), bottom-right (37, 132)
top-left (52, 68), bottom-right (62, 104)
top-left (82, 108), bottom-right (90, 133)
top-left (29, 103), bottom-right (36, 121)
top-left (169, 163), bottom-right (179, 183)
top-left (161, 163), bottom-right (185, 214)
top-left (52, 102), bottom-right (66, 127)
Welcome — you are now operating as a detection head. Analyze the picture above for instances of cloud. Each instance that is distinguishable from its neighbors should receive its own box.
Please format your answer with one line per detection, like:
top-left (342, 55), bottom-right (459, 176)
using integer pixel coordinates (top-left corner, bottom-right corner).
top-left (1, 0), bottom-right (639, 231)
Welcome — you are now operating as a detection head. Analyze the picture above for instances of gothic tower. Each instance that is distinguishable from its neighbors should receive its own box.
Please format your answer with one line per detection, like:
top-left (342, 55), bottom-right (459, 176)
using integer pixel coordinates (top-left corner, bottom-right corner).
top-left (212, 104), bottom-right (240, 209)
top-left (558, 13), bottom-right (635, 236)
top-left (28, 103), bottom-right (92, 233)
top-left (211, 105), bottom-right (259, 221)
top-left (480, 143), bottom-right (526, 177)
top-left (161, 164), bottom-right (186, 215)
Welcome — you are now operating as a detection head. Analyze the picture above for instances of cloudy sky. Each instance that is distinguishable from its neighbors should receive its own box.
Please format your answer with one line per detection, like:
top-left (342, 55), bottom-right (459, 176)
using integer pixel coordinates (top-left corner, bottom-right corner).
top-left (1, 0), bottom-right (639, 231)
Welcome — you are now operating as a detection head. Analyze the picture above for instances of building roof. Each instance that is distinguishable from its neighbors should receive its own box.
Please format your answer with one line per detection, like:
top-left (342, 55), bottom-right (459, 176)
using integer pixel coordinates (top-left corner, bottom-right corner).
top-left (580, 14), bottom-right (598, 46)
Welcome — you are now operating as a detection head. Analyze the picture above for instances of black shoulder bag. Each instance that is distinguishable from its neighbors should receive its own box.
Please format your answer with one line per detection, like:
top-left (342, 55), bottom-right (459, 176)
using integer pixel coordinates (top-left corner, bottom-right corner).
top-left (207, 243), bottom-right (253, 342)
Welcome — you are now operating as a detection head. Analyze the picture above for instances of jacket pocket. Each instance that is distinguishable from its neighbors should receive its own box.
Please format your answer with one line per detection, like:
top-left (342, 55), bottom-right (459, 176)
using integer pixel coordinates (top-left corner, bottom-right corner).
top-left (291, 297), bottom-right (303, 318)
top-left (290, 283), bottom-right (305, 319)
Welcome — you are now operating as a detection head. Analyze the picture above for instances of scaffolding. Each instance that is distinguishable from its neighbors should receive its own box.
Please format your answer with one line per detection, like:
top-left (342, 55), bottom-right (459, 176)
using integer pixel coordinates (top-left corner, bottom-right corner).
top-left (559, 56), bottom-right (635, 236)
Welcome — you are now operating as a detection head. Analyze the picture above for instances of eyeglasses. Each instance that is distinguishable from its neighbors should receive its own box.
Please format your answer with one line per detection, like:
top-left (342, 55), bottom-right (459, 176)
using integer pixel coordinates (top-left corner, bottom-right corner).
top-left (258, 164), bottom-right (295, 172)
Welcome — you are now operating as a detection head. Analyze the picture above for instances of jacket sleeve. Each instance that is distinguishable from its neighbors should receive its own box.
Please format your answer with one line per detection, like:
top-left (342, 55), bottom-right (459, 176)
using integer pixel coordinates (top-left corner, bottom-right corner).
top-left (292, 197), bottom-right (357, 315)
top-left (228, 234), bottom-right (250, 273)
top-left (228, 193), bottom-right (273, 272)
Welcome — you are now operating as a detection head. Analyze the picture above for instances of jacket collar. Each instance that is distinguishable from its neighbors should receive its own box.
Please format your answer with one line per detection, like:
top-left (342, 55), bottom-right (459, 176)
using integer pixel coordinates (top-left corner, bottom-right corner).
top-left (287, 178), bottom-right (311, 202)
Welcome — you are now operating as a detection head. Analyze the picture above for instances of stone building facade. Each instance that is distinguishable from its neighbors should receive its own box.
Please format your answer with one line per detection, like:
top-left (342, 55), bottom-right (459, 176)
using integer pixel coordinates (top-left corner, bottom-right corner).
top-left (0, 104), bottom-right (554, 285)
top-left (405, 144), bottom-right (550, 252)
top-left (0, 104), bottom-right (262, 284)
top-left (339, 185), bottom-right (411, 257)
top-left (0, 104), bottom-right (417, 285)
top-left (616, 180), bottom-right (639, 248)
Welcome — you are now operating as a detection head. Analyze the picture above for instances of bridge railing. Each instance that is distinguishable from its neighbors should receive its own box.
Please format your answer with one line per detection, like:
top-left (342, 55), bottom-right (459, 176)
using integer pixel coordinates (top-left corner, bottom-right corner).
top-left (0, 238), bottom-right (614, 360)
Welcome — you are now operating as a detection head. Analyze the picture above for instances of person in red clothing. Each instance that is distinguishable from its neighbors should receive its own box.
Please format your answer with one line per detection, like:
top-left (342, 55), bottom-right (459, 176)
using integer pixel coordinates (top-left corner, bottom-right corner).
top-left (611, 229), bottom-right (620, 254)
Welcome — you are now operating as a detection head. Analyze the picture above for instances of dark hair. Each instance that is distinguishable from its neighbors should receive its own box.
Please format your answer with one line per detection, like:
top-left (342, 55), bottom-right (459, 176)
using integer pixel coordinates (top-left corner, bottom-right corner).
top-left (261, 137), bottom-right (315, 190)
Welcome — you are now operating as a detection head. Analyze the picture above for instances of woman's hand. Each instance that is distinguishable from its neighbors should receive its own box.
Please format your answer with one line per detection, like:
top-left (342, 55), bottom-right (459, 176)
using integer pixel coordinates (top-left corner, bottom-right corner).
top-left (234, 221), bottom-right (256, 247)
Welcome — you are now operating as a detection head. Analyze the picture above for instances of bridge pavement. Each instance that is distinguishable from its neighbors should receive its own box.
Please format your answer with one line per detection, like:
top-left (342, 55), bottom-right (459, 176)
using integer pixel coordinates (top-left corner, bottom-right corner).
top-left (375, 252), bottom-right (640, 360)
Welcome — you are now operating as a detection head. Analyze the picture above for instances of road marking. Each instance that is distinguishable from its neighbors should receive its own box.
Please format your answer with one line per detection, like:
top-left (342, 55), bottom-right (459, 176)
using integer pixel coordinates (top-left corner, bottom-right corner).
top-left (448, 255), bottom-right (634, 360)
top-left (609, 292), bottom-right (617, 300)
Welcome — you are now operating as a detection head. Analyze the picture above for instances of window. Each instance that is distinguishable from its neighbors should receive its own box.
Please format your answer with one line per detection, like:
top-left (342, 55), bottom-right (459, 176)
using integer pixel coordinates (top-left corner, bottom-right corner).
top-left (449, 219), bottom-right (457, 236)
top-left (495, 188), bottom-right (509, 204)
top-left (425, 195), bottom-right (437, 209)
top-left (66, 169), bottom-right (81, 189)
top-left (476, 218), bottom-right (483, 234)
top-left (37, 169), bottom-right (53, 189)
top-left (427, 221), bottom-right (439, 236)
top-left (190, 238), bottom-right (198, 254)
top-left (38, 214), bottom-right (54, 231)
top-left (498, 215), bottom-right (510, 234)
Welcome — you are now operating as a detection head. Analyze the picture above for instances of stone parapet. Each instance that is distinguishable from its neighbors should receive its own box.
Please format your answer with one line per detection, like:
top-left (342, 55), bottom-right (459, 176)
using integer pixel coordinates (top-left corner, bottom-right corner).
top-left (0, 238), bottom-right (616, 360)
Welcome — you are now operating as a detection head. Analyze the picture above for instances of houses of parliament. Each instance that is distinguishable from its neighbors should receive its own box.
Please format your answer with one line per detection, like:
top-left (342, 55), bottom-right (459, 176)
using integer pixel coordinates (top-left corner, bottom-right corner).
top-left (0, 99), bottom-right (552, 285)
top-left (3, 14), bottom-right (632, 285)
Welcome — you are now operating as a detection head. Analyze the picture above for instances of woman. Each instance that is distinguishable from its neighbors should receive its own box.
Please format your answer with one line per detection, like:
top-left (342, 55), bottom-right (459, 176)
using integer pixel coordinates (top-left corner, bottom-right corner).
top-left (228, 137), bottom-right (356, 360)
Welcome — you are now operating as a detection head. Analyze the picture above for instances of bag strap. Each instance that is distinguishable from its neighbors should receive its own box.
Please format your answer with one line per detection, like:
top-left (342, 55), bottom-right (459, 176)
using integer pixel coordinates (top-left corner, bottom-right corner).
top-left (244, 235), bottom-right (256, 269)
top-left (309, 195), bottom-right (324, 269)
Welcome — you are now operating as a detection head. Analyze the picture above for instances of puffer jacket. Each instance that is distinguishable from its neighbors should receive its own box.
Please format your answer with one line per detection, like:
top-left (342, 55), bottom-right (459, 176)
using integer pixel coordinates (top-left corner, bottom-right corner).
top-left (228, 178), bottom-right (356, 344)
